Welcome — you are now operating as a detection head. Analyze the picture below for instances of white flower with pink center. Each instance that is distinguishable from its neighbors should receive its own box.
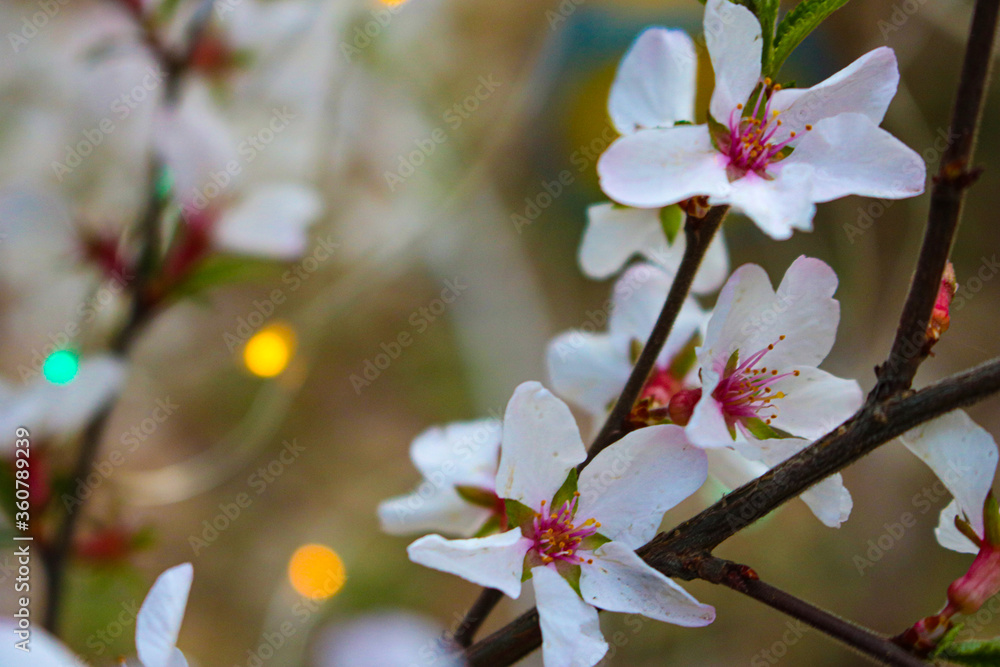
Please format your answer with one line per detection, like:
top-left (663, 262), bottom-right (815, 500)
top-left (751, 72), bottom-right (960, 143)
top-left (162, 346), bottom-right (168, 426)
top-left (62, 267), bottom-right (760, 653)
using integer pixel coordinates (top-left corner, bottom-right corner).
top-left (598, 0), bottom-right (925, 240)
top-left (577, 28), bottom-right (729, 293)
top-left (378, 419), bottom-right (504, 538)
top-left (407, 382), bottom-right (714, 667)
top-left (680, 256), bottom-right (863, 446)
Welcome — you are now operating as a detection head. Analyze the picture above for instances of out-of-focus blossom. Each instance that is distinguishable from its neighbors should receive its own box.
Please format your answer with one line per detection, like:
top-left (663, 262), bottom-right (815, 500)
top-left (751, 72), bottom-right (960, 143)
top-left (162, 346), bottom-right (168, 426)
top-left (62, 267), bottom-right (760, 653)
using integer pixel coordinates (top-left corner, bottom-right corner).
top-left (599, 0), bottom-right (925, 240)
top-left (379, 419), bottom-right (503, 537)
top-left (314, 611), bottom-right (464, 667)
top-left (408, 382), bottom-right (714, 667)
top-left (0, 355), bottom-right (125, 447)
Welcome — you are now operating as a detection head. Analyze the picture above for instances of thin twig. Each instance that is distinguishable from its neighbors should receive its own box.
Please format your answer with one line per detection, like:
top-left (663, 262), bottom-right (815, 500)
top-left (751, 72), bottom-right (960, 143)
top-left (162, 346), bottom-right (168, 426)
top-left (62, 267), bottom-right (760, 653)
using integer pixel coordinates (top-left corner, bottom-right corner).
top-left (584, 204), bottom-right (729, 464)
top-left (41, 0), bottom-right (216, 633)
top-left (700, 558), bottom-right (927, 667)
top-left (454, 588), bottom-right (504, 648)
top-left (465, 357), bottom-right (1000, 665)
top-left (872, 0), bottom-right (999, 399)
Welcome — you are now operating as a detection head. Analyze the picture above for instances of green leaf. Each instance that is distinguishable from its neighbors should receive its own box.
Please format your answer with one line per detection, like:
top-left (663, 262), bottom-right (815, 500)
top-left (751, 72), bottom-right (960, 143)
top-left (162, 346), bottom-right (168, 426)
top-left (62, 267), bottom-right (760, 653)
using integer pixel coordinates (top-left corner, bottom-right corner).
top-left (724, 349), bottom-right (741, 376)
top-left (667, 332), bottom-right (701, 380)
top-left (455, 485), bottom-right (498, 509)
top-left (770, 0), bottom-right (852, 77)
top-left (659, 206), bottom-right (684, 244)
top-left (757, 0), bottom-right (781, 74)
top-left (473, 515), bottom-right (502, 538)
top-left (579, 533), bottom-right (612, 551)
top-left (505, 499), bottom-right (536, 530)
top-left (744, 417), bottom-right (782, 440)
top-left (171, 254), bottom-right (282, 299)
top-left (556, 563), bottom-right (583, 596)
top-left (932, 624), bottom-right (965, 658)
top-left (933, 635), bottom-right (1000, 666)
top-left (551, 470), bottom-right (579, 511)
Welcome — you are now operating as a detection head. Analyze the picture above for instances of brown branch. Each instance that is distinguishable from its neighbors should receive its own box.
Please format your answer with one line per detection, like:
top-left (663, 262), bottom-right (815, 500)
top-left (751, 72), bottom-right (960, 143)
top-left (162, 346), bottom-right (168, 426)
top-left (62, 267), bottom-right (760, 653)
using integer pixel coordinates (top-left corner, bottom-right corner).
top-left (700, 558), bottom-right (928, 667)
top-left (454, 588), bottom-right (504, 648)
top-left (871, 0), bottom-right (998, 400)
top-left (465, 357), bottom-right (1000, 665)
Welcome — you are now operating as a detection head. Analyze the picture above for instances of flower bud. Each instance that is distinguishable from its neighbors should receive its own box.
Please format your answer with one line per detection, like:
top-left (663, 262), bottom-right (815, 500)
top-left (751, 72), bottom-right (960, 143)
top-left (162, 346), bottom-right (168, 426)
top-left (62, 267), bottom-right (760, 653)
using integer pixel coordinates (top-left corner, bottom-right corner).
top-left (927, 262), bottom-right (957, 344)
top-left (668, 388), bottom-right (702, 426)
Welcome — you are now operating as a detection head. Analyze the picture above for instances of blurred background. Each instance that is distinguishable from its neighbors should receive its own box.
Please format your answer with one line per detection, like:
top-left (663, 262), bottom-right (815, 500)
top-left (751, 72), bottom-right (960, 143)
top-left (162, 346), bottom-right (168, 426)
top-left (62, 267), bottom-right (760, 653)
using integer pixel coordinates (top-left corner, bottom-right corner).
top-left (0, 0), bottom-right (998, 664)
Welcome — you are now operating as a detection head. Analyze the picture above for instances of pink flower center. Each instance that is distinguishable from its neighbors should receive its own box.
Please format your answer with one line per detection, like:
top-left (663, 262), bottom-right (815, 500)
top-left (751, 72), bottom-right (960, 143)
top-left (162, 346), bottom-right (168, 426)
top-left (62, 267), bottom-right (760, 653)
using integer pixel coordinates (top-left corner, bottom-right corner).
top-left (712, 336), bottom-right (799, 427)
top-left (723, 82), bottom-right (810, 179)
top-left (528, 493), bottom-right (600, 566)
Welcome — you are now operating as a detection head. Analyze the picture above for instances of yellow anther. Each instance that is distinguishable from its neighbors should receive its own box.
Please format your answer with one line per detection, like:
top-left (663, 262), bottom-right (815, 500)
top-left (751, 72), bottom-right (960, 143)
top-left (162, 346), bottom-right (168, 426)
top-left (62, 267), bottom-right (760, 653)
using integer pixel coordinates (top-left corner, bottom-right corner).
top-left (805, 124), bottom-right (813, 131)
top-left (793, 370), bottom-right (801, 376)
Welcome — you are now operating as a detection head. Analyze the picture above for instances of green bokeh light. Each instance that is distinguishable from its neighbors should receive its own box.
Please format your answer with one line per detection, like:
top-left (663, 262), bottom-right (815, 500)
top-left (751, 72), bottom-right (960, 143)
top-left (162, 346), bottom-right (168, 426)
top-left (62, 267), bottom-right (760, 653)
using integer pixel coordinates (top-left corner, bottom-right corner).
top-left (43, 350), bottom-right (79, 385)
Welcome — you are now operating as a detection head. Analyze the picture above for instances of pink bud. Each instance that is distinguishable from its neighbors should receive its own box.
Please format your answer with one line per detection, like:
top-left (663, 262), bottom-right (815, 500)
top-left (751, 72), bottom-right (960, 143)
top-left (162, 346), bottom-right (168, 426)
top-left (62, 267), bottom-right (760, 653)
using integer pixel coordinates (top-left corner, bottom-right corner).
top-left (928, 262), bottom-right (957, 344)
top-left (668, 388), bottom-right (702, 426)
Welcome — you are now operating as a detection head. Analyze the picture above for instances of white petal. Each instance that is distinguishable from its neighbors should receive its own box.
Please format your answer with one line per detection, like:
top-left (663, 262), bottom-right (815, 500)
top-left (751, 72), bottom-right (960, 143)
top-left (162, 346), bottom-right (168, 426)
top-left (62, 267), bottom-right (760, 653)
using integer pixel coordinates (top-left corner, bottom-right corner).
top-left (598, 125), bottom-right (731, 209)
top-left (734, 438), bottom-right (852, 527)
top-left (378, 489), bottom-right (492, 537)
top-left (214, 184), bottom-right (324, 260)
top-left (935, 499), bottom-right (980, 555)
top-left (770, 47), bottom-right (900, 142)
top-left (686, 395), bottom-right (735, 448)
top-left (0, 620), bottom-right (87, 667)
top-left (767, 367), bottom-right (862, 440)
top-left (706, 447), bottom-right (767, 490)
top-left (609, 28), bottom-right (697, 134)
top-left (533, 566), bottom-right (608, 667)
top-left (577, 425), bottom-right (707, 548)
top-left (699, 257), bottom-right (840, 378)
top-left (407, 530), bottom-right (530, 599)
top-left (713, 165), bottom-right (817, 240)
top-left (546, 330), bottom-right (629, 422)
top-left (801, 474), bottom-right (853, 528)
top-left (581, 542), bottom-right (715, 626)
top-left (900, 410), bottom-right (998, 537)
top-left (410, 419), bottom-right (502, 490)
top-left (783, 113), bottom-right (925, 203)
top-left (136, 563), bottom-right (193, 667)
top-left (705, 0), bottom-right (763, 123)
top-left (578, 204), bottom-right (668, 279)
top-left (496, 382), bottom-right (586, 508)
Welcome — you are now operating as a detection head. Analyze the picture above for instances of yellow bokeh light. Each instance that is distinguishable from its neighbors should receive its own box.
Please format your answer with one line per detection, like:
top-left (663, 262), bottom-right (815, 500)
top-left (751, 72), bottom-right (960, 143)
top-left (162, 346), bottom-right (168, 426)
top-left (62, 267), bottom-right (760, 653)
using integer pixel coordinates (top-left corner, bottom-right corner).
top-left (243, 323), bottom-right (296, 378)
top-left (288, 544), bottom-right (346, 600)
top-left (380, 0), bottom-right (409, 6)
